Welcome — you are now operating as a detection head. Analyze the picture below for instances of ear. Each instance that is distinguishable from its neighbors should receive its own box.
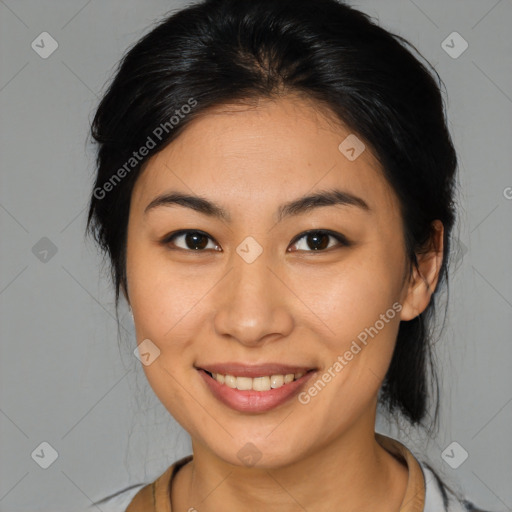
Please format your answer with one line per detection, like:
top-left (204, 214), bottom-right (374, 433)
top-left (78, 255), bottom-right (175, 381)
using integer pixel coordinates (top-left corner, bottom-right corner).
top-left (400, 220), bottom-right (444, 322)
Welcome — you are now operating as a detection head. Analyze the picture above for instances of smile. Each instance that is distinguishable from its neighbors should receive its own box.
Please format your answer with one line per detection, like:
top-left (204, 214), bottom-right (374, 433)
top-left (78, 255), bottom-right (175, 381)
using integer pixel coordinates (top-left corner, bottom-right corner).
top-left (196, 365), bottom-right (317, 413)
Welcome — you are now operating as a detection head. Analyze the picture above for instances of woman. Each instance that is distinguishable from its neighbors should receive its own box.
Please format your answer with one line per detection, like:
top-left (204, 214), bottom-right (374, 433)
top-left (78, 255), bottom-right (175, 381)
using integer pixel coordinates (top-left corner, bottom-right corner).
top-left (86, 0), bottom-right (490, 510)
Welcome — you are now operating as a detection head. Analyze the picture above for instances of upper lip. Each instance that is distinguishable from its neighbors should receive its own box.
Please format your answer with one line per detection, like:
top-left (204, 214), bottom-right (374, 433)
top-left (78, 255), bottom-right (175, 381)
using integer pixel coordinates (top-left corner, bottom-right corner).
top-left (196, 363), bottom-right (316, 378)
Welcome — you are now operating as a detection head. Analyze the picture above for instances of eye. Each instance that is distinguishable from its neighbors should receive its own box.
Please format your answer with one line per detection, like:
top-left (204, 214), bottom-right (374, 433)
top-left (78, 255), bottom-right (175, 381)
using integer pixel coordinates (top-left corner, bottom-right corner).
top-left (288, 230), bottom-right (350, 252)
top-left (163, 230), bottom-right (221, 251)
top-left (162, 229), bottom-right (350, 253)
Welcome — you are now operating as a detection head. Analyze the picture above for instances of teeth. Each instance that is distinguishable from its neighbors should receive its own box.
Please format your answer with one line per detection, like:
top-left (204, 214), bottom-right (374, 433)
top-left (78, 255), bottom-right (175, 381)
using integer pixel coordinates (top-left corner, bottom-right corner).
top-left (210, 371), bottom-right (306, 391)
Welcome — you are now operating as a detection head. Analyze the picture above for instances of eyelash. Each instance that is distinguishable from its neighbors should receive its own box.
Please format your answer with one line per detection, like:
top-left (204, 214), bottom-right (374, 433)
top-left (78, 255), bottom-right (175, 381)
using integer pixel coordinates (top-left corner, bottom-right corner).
top-left (161, 229), bottom-right (351, 253)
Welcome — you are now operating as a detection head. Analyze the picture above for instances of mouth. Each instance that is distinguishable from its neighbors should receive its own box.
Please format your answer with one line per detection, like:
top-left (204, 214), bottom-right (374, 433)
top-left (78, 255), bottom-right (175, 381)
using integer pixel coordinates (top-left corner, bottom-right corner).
top-left (195, 363), bottom-right (318, 413)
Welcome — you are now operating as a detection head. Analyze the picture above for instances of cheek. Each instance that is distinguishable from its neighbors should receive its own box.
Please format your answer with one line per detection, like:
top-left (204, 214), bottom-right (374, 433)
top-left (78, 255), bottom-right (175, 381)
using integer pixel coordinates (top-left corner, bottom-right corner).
top-left (127, 237), bottom-right (212, 338)
top-left (292, 261), bottom-right (403, 430)
top-left (126, 244), bottom-right (225, 414)
top-left (294, 251), bottom-right (405, 409)
top-left (127, 253), bottom-right (209, 427)
top-left (298, 252), bottom-right (403, 341)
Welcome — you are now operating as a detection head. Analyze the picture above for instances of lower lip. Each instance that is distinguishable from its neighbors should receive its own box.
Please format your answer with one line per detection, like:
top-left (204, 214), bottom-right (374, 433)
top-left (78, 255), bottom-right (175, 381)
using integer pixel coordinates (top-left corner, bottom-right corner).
top-left (198, 369), bottom-right (316, 413)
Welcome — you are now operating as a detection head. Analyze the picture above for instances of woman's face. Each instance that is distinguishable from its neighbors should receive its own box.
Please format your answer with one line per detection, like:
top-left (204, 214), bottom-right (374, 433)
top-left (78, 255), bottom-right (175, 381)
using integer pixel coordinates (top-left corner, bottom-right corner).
top-left (126, 96), bottom-right (417, 467)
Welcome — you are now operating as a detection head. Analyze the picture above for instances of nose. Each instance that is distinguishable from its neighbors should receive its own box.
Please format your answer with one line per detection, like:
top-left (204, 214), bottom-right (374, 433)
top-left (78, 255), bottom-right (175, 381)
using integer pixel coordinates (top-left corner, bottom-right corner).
top-left (212, 249), bottom-right (294, 347)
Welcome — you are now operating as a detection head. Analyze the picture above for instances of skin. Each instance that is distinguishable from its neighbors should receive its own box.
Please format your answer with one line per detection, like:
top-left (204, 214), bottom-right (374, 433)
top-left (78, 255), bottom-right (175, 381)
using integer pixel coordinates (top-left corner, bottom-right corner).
top-left (125, 95), bottom-right (443, 512)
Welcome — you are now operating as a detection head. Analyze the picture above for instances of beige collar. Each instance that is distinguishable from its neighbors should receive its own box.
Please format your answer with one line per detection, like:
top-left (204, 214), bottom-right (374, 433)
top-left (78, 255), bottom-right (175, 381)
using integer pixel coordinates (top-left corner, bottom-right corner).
top-left (375, 433), bottom-right (426, 512)
top-left (126, 433), bottom-right (425, 512)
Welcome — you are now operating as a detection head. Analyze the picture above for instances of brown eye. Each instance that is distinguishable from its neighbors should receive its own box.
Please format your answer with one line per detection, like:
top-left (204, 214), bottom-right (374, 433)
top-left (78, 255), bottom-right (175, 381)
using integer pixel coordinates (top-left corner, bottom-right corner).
top-left (164, 230), bottom-right (221, 251)
top-left (289, 230), bottom-right (350, 252)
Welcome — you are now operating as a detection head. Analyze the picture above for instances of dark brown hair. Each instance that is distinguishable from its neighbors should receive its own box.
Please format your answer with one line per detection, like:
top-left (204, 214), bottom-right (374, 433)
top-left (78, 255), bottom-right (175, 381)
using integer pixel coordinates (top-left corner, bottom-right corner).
top-left (87, 0), bottom-right (457, 427)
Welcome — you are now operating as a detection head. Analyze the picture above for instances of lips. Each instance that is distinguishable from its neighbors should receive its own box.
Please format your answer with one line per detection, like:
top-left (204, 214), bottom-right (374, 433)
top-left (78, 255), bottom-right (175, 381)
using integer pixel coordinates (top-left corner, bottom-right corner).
top-left (196, 362), bottom-right (316, 378)
top-left (196, 363), bottom-right (318, 413)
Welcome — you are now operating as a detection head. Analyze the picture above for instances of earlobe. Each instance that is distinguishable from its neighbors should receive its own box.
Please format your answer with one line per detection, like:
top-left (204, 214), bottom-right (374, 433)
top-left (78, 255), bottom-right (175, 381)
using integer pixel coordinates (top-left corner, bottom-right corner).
top-left (400, 221), bottom-right (444, 322)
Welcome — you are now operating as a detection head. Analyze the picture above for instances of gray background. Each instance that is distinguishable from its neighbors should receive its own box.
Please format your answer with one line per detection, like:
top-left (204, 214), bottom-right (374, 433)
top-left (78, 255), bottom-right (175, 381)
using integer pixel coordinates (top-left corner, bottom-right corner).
top-left (0, 1), bottom-right (511, 511)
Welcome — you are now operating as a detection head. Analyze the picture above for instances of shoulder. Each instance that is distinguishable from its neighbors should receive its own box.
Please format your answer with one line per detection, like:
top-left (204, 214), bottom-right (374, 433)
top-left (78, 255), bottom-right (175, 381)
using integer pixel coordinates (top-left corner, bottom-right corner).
top-left (420, 461), bottom-right (493, 512)
top-left (84, 455), bottom-right (193, 511)
top-left (82, 483), bottom-right (146, 511)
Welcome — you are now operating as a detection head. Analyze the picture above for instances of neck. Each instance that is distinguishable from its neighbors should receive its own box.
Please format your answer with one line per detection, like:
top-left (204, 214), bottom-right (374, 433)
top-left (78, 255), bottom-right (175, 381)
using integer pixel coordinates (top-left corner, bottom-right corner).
top-left (171, 416), bottom-right (408, 512)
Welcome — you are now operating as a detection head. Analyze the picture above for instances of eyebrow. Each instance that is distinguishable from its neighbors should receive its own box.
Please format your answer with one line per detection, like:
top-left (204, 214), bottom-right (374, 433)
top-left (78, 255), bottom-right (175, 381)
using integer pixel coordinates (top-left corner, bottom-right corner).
top-left (144, 188), bottom-right (370, 223)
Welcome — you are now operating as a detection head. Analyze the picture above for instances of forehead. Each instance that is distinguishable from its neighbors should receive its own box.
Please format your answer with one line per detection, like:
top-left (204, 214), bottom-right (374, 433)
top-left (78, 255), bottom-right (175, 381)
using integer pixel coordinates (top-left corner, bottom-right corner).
top-left (131, 96), bottom-right (399, 217)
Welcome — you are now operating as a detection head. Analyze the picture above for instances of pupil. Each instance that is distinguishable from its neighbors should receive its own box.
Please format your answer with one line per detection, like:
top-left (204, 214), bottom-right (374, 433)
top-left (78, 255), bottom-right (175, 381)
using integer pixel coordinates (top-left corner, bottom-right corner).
top-left (308, 232), bottom-right (328, 250)
top-left (186, 232), bottom-right (208, 250)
